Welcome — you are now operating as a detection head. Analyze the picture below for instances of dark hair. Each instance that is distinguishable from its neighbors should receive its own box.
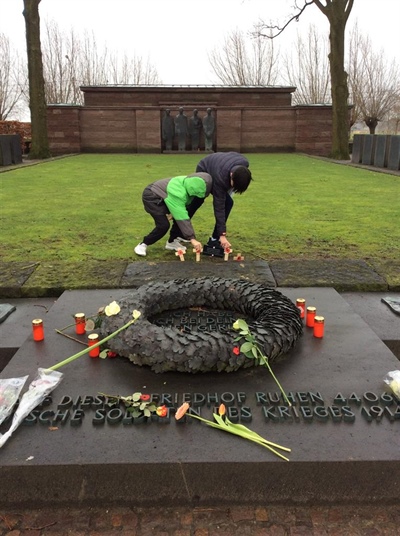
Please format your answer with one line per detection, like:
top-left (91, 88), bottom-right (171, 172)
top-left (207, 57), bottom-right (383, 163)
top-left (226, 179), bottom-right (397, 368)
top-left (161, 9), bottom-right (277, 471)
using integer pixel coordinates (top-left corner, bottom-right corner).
top-left (232, 166), bottom-right (253, 194)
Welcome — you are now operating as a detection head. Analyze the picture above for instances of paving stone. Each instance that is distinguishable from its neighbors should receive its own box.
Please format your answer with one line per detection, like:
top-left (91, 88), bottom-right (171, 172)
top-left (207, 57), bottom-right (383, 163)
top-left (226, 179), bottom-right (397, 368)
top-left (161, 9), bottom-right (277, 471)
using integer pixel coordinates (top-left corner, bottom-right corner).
top-left (0, 303), bottom-right (16, 323)
top-left (0, 262), bottom-right (39, 299)
top-left (269, 259), bottom-right (388, 291)
top-left (121, 259), bottom-right (276, 288)
top-left (21, 261), bottom-right (127, 297)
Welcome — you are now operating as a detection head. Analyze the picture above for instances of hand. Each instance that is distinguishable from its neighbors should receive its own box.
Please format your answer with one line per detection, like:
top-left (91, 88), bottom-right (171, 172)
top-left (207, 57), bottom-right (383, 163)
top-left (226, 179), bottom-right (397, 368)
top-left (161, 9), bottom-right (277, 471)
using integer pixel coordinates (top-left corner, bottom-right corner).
top-left (191, 239), bottom-right (202, 252)
top-left (220, 235), bottom-right (231, 248)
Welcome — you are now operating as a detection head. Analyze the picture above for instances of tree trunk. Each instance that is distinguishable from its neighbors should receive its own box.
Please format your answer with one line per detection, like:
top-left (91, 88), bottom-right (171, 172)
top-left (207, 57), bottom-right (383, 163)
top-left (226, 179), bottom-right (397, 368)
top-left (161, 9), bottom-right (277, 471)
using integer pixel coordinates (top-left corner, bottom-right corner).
top-left (327, 9), bottom-right (350, 159)
top-left (365, 117), bottom-right (378, 135)
top-left (23, 0), bottom-right (50, 159)
top-left (314, 0), bottom-right (353, 160)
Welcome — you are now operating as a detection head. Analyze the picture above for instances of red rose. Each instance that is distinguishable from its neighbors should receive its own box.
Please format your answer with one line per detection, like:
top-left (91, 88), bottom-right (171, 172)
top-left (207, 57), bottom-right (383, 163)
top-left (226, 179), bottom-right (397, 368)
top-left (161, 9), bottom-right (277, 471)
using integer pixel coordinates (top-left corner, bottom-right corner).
top-left (156, 405), bottom-right (168, 417)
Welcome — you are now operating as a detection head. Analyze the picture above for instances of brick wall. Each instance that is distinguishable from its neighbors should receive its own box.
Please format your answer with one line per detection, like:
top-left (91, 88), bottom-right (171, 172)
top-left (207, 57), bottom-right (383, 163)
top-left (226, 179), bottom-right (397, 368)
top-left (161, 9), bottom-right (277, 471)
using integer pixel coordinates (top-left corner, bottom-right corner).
top-left (47, 86), bottom-right (336, 156)
top-left (47, 106), bottom-right (81, 155)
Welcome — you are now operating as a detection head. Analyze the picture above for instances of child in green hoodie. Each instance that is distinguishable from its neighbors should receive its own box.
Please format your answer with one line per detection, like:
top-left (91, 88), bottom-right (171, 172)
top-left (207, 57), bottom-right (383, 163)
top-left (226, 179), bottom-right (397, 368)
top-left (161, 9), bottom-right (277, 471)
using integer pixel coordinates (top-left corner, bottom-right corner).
top-left (134, 172), bottom-right (212, 257)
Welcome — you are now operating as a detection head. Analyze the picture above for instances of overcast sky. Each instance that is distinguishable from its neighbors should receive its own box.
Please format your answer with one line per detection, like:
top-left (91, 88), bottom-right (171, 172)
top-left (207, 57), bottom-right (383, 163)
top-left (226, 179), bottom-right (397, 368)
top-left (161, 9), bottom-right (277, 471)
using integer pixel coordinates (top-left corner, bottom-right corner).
top-left (1, 0), bottom-right (399, 86)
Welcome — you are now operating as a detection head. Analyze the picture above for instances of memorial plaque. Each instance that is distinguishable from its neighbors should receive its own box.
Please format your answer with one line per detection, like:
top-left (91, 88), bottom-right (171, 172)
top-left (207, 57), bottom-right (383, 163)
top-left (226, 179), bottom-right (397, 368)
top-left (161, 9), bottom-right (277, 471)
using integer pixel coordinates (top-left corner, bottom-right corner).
top-left (1, 287), bottom-right (400, 507)
top-left (351, 134), bottom-right (364, 163)
top-left (361, 134), bottom-right (375, 165)
top-left (373, 135), bottom-right (389, 168)
top-left (387, 136), bottom-right (400, 171)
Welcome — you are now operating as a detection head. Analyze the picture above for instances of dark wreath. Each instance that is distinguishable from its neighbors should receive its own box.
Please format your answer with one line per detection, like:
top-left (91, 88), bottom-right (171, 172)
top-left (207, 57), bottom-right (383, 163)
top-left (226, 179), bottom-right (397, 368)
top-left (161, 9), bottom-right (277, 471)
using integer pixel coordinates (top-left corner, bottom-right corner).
top-left (100, 277), bottom-right (303, 373)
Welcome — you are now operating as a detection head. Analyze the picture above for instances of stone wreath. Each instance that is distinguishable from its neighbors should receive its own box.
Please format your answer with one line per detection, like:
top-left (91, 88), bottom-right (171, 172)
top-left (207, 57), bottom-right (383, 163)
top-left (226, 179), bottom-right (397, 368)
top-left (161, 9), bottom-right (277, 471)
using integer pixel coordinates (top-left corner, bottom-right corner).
top-left (100, 277), bottom-right (303, 373)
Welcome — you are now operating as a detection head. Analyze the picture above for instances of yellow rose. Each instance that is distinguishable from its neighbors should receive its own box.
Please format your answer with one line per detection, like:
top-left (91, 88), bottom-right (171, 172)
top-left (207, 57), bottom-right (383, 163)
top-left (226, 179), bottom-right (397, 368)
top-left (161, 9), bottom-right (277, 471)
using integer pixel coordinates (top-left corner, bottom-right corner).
top-left (389, 379), bottom-right (400, 396)
top-left (104, 301), bottom-right (121, 316)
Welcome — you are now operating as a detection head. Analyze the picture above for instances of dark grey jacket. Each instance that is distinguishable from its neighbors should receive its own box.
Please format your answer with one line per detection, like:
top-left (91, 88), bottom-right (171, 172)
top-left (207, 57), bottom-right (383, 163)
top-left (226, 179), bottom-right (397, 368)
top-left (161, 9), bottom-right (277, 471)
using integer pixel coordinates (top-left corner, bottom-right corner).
top-left (196, 152), bottom-right (249, 236)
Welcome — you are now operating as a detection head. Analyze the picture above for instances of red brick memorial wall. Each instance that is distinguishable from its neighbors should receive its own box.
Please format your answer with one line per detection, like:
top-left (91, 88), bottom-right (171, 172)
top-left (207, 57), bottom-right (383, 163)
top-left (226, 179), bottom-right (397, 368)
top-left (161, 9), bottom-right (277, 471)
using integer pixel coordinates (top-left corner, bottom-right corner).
top-left (46, 85), bottom-right (335, 156)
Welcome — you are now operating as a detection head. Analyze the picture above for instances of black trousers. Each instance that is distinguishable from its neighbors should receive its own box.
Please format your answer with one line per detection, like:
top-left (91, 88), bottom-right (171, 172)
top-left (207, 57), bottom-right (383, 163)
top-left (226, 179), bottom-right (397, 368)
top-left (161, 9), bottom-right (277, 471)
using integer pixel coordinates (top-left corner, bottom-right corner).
top-left (141, 187), bottom-right (171, 246)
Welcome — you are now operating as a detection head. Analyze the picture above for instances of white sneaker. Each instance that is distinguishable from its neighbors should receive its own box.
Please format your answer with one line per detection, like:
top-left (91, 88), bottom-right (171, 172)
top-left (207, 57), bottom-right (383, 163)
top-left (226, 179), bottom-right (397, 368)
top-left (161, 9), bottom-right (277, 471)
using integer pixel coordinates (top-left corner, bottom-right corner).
top-left (176, 236), bottom-right (191, 243)
top-left (165, 239), bottom-right (187, 252)
top-left (134, 243), bottom-right (147, 256)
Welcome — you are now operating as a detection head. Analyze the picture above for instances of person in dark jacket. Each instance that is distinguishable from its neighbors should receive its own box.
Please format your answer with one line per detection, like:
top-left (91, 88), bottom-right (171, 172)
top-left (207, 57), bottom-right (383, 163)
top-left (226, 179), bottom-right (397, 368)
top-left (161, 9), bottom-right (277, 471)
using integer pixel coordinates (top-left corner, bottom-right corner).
top-left (167, 152), bottom-right (252, 253)
top-left (134, 172), bottom-right (212, 257)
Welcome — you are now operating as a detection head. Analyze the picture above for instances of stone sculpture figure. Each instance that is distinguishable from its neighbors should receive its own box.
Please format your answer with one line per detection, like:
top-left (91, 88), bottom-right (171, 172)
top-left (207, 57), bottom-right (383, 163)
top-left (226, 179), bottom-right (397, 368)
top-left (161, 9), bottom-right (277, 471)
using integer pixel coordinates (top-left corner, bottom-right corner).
top-left (162, 109), bottom-right (175, 151)
top-left (203, 108), bottom-right (215, 151)
top-left (189, 109), bottom-right (203, 151)
top-left (174, 107), bottom-right (188, 151)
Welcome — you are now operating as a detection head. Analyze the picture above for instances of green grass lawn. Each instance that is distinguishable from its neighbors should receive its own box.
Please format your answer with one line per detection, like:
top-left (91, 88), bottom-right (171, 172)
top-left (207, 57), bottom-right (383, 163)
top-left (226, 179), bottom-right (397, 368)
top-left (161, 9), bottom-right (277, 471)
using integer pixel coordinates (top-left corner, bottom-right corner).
top-left (0, 153), bottom-right (399, 263)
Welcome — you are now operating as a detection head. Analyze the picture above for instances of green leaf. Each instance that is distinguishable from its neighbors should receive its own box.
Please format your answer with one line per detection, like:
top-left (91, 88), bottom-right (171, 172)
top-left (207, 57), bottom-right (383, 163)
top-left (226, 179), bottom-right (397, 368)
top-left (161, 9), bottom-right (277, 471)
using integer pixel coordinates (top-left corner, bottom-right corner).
top-left (99, 349), bottom-right (108, 358)
top-left (213, 414), bottom-right (229, 429)
top-left (132, 393), bottom-right (141, 402)
top-left (144, 408), bottom-right (151, 417)
top-left (251, 346), bottom-right (258, 359)
top-left (140, 402), bottom-right (147, 410)
top-left (240, 342), bottom-right (253, 354)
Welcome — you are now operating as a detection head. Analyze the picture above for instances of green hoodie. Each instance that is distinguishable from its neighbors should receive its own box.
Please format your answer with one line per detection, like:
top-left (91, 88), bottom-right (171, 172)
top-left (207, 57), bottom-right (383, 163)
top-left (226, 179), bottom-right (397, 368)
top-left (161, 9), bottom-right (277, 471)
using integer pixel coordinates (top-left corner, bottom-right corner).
top-left (149, 172), bottom-right (212, 239)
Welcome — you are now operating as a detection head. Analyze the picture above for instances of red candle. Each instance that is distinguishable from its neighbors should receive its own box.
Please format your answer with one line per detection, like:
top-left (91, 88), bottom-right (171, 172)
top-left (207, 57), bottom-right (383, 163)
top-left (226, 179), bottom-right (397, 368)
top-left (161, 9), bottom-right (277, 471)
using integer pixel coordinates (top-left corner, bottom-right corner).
top-left (313, 316), bottom-right (325, 338)
top-left (32, 318), bottom-right (44, 341)
top-left (296, 298), bottom-right (306, 319)
top-left (306, 306), bottom-right (316, 328)
top-left (74, 313), bottom-right (86, 335)
top-left (88, 333), bottom-right (100, 358)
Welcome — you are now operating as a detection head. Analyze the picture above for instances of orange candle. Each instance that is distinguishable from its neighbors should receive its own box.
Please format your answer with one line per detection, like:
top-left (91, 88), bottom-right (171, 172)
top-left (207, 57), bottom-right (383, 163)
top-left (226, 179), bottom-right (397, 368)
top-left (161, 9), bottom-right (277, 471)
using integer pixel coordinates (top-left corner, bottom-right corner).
top-left (32, 318), bottom-right (44, 341)
top-left (306, 306), bottom-right (316, 327)
top-left (74, 313), bottom-right (86, 335)
top-left (88, 333), bottom-right (100, 358)
top-left (313, 316), bottom-right (325, 338)
top-left (296, 298), bottom-right (306, 319)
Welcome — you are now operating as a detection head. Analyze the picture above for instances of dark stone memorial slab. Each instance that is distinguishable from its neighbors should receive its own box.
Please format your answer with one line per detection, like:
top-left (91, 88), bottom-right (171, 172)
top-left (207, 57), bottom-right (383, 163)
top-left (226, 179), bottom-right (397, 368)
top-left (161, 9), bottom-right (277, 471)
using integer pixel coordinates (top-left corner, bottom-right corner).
top-left (1, 287), bottom-right (400, 507)
top-left (387, 136), bottom-right (400, 171)
top-left (373, 135), bottom-right (389, 168)
top-left (361, 134), bottom-right (375, 165)
top-left (9, 134), bottom-right (23, 164)
top-left (351, 134), bottom-right (364, 164)
top-left (0, 135), bottom-right (13, 166)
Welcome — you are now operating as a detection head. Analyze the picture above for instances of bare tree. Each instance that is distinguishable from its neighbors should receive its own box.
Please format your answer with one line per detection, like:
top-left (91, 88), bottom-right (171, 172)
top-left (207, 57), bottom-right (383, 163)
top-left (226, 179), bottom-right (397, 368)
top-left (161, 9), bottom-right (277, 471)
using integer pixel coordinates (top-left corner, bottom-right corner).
top-left (256, 0), bottom-right (354, 160)
top-left (347, 25), bottom-right (400, 134)
top-left (41, 21), bottom-right (162, 104)
top-left (108, 52), bottom-right (162, 84)
top-left (387, 97), bottom-right (400, 135)
top-left (283, 24), bottom-right (331, 105)
top-left (0, 34), bottom-right (26, 120)
top-left (23, 0), bottom-right (50, 159)
top-left (77, 30), bottom-right (109, 87)
top-left (209, 29), bottom-right (279, 85)
top-left (41, 21), bottom-right (82, 104)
